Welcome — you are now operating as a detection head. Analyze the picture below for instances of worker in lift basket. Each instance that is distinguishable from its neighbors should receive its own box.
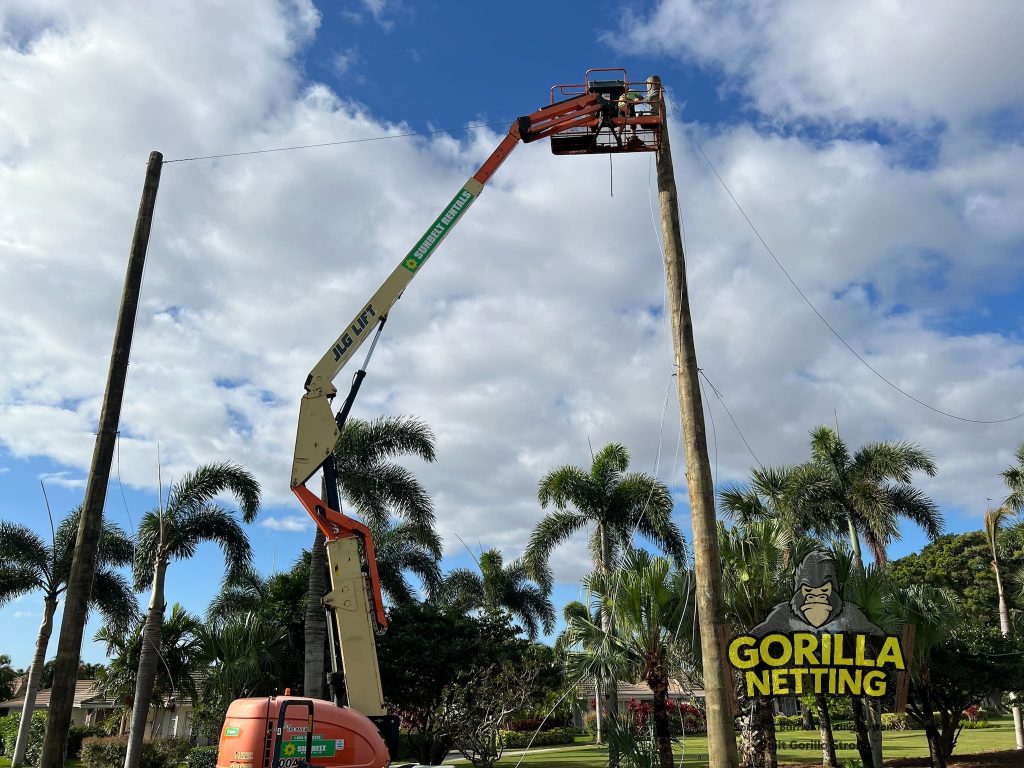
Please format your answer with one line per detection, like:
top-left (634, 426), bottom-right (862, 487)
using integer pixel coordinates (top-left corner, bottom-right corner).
top-left (617, 90), bottom-right (644, 144)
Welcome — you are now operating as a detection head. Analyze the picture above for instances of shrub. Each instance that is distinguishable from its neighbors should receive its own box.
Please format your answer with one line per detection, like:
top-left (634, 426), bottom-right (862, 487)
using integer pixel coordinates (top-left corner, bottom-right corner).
top-left (582, 712), bottom-right (597, 736)
top-left (831, 720), bottom-right (855, 731)
top-left (68, 726), bottom-right (106, 759)
top-left (773, 715), bottom-right (803, 729)
top-left (505, 718), bottom-right (562, 733)
top-left (0, 713), bottom-right (19, 757)
top-left (881, 713), bottom-right (911, 731)
top-left (82, 735), bottom-right (192, 768)
top-left (958, 719), bottom-right (991, 729)
top-left (499, 727), bottom-right (577, 749)
top-left (186, 745), bottom-right (219, 768)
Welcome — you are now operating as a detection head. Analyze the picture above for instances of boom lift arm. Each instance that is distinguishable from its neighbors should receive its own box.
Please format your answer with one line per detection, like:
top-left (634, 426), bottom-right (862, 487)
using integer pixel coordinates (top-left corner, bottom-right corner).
top-left (288, 92), bottom-right (605, 716)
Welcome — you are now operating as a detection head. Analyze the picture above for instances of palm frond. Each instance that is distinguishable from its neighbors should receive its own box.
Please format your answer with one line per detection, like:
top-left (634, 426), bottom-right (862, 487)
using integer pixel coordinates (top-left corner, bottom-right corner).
top-left (165, 462), bottom-right (261, 523)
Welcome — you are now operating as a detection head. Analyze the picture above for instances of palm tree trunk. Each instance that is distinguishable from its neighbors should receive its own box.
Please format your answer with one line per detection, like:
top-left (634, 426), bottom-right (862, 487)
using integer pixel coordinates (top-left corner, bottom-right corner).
top-left (304, 528), bottom-right (328, 699)
top-left (866, 699), bottom-right (884, 768)
top-left (597, 523), bottom-right (619, 768)
top-left (814, 694), bottom-right (838, 768)
top-left (739, 697), bottom-right (777, 768)
top-left (851, 697), bottom-right (873, 768)
top-left (846, 515), bottom-right (863, 569)
top-left (648, 668), bottom-right (674, 768)
top-left (993, 560), bottom-right (1024, 749)
top-left (124, 557), bottom-right (167, 768)
top-left (12, 595), bottom-right (57, 767)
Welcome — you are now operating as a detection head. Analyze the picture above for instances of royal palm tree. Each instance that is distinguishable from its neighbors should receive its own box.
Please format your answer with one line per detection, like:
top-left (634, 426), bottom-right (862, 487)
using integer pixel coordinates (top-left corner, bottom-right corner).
top-left (435, 548), bottom-right (554, 640)
top-left (563, 550), bottom-right (691, 768)
top-left (1002, 442), bottom-right (1024, 513)
top-left (371, 518), bottom-right (441, 605)
top-left (984, 506), bottom-right (1024, 750)
top-left (0, 508), bottom-right (135, 767)
top-left (96, 603), bottom-right (202, 735)
top-left (525, 442), bottom-right (686, 759)
top-left (798, 426), bottom-right (942, 567)
top-left (124, 462), bottom-right (260, 768)
top-left (304, 415), bottom-right (437, 698)
top-left (717, 520), bottom-right (820, 768)
top-left (206, 565), bottom-right (269, 626)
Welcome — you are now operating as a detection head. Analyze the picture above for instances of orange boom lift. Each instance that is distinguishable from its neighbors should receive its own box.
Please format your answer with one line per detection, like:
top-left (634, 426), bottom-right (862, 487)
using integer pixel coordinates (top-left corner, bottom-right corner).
top-left (216, 69), bottom-right (663, 768)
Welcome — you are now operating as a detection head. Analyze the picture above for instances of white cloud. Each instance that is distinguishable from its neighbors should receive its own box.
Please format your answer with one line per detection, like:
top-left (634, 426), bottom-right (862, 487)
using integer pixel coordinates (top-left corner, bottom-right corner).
top-left (13, 610), bottom-right (38, 619)
top-left (332, 46), bottom-right (359, 76)
top-left (38, 470), bottom-right (87, 490)
top-left (1, 0), bottom-right (1023, 594)
top-left (612, 1), bottom-right (1024, 130)
top-left (259, 515), bottom-right (311, 533)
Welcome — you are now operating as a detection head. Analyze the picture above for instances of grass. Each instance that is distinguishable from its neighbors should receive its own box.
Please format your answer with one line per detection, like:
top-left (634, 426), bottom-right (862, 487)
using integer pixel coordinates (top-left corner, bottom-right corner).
top-left (486, 717), bottom-right (1018, 767)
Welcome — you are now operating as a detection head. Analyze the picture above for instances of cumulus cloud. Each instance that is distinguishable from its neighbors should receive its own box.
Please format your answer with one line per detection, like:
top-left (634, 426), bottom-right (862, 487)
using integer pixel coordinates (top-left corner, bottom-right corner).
top-left (259, 515), bottom-right (311, 533)
top-left (0, 0), bottom-right (1023, 599)
top-left (611, 0), bottom-right (1024, 131)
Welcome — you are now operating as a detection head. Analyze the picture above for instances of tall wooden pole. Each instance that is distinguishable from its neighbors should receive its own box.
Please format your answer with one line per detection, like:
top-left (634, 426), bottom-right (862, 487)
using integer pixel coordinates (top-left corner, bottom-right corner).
top-left (39, 151), bottom-right (163, 768)
top-left (649, 77), bottom-right (739, 768)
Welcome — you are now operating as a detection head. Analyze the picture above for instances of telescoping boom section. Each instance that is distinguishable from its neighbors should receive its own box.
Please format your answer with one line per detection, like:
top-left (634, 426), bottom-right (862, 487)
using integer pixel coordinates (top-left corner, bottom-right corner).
top-left (283, 70), bottom-right (662, 762)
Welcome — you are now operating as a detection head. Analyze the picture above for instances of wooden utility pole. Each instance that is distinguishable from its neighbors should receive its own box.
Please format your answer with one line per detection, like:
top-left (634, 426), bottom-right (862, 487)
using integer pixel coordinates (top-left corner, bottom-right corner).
top-left (39, 151), bottom-right (163, 768)
top-left (649, 76), bottom-right (740, 768)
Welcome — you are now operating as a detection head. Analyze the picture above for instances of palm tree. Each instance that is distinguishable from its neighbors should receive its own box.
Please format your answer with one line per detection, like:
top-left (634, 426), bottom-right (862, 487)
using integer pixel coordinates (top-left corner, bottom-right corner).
top-left (435, 549), bottom-right (554, 640)
top-left (798, 426), bottom-right (942, 567)
top-left (0, 508), bottom-right (135, 767)
top-left (984, 506), bottom-right (1024, 750)
top-left (1002, 442), bottom-right (1024, 513)
top-left (206, 565), bottom-right (269, 626)
top-left (717, 519), bottom-right (819, 768)
top-left (304, 415), bottom-right (436, 698)
top-left (96, 603), bottom-right (202, 735)
top-left (563, 550), bottom-right (691, 768)
top-left (196, 612), bottom-right (290, 723)
top-left (525, 442), bottom-right (686, 757)
top-left (124, 462), bottom-right (259, 768)
top-left (371, 519), bottom-right (441, 605)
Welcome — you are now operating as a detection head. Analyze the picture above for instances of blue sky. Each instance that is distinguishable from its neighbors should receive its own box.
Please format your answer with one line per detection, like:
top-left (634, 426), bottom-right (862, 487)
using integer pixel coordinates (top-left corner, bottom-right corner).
top-left (1, 0), bottom-right (1023, 671)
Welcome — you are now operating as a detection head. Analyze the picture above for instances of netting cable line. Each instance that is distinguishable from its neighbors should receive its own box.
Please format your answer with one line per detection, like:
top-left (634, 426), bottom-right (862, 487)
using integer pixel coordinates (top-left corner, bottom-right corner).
top-left (686, 130), bottom-right (1024, 425)
top-left (161, 121), bottom-right (511, 164)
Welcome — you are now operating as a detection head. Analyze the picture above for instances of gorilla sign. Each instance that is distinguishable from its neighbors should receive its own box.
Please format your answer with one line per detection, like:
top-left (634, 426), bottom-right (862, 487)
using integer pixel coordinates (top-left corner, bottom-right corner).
top-left (727, 550), bottom-right (906, 698)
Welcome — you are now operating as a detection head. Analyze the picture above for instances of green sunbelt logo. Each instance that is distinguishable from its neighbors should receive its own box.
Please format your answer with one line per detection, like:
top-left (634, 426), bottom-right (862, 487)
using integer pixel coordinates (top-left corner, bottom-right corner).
top-left (402, 189), bottom-right (475, 272)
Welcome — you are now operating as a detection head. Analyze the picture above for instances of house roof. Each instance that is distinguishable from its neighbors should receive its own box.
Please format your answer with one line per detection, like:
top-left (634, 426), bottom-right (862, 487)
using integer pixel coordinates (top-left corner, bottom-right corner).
top-left (576, 679), bottom-right (705, 699)
top-left (0, 680), bottom-right (106, 710)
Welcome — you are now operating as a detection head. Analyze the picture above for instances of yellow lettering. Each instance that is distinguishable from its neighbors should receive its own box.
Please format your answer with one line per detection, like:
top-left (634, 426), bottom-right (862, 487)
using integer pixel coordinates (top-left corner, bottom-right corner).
top-left (793, 633), bottom-right (818, 666)
top-left (863, 670), bottom-right (887, 696)
top-left (761, 634), bottom-right (792, 667)
top-left (876, 637), bottom-right (905, 670)
top-left (833, 635), bottom-right (853, 666)
top-left (771, 668), bottom-right (790, 695)
top-left (729, 636), bottom-right (759, 670)
top-left (838, 668), bottom-right (861, 695)
top-left (855, 634), bottom-right (874, 667)
top-left (746, 671), bottom-right (771, 697)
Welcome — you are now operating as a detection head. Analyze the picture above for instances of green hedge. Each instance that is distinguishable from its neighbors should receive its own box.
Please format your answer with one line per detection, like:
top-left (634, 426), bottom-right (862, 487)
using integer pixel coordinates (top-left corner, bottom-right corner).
top-left (0, 713), bottom-right (19, 757)
top-left (958, 719), bottom-right (991, 729)
top-left (499, 727), bottom-right (577, 749)
top-left (67, 726), bottom-right (106, 758)
top-left (881, 713), bottom-right (912, 731)
top-left (81, 736), bottom-right (192, 768)
top-left (186, 745), bottom-right (220, 768)
top-left (0, 711), bottom-right (47, 764)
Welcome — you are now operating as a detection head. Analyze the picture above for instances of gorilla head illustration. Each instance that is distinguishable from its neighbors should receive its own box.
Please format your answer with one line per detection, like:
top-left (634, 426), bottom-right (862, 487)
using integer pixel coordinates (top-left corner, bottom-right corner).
top-left (789, 550), bottom-right (843, 628)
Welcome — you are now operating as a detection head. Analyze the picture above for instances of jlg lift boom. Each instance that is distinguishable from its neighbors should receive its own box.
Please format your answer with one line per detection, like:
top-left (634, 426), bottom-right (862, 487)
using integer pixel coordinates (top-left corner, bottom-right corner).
top-left (216, 69), bottom-right (662, 768)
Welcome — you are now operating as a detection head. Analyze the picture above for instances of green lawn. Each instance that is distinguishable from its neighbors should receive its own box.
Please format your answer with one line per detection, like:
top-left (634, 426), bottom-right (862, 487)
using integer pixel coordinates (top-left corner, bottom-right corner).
top-left (488, 717), bottom-right (1018, 767)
